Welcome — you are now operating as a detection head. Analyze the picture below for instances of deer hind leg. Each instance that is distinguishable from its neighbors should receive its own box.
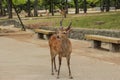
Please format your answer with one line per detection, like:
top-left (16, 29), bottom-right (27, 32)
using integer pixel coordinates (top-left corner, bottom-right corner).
top-left (67, 56), bottom-right (73, 79)
top-left (51, 51), bottom-right (56, 75)
top-left (57, 56), bottom-right (62, 79)
top-left (51, 57), bottom-right (54, 75)
top-left (51, 54), bottom-right (57, 75)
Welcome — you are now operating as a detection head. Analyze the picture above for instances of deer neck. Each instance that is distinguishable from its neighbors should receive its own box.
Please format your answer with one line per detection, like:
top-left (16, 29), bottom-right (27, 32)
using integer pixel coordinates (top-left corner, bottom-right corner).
top-left (61, 37), bottom-right (68, 42)
top-left (61, 37), bottom-right (69, 48)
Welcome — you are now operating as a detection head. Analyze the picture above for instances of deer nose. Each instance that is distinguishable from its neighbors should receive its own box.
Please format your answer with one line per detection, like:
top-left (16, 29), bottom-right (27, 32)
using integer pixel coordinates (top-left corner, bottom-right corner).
top-left (57, 35), bottom-right (60, 39)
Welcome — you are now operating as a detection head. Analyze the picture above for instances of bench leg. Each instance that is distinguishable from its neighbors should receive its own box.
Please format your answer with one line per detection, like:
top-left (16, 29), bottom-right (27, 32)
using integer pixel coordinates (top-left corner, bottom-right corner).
top-left (92, 40), bottom-right (101, 48)
top-left (46, 34), bottom-right (53, 39)
top-left (109, 43), bottom-right (120, 52)
top-left (38, 33), bottom-right (44, 39)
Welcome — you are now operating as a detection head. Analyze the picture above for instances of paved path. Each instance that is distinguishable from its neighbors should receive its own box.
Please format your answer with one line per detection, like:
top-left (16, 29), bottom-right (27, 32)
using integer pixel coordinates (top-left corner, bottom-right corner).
top-left (0, 37), bottom-right (120, 80)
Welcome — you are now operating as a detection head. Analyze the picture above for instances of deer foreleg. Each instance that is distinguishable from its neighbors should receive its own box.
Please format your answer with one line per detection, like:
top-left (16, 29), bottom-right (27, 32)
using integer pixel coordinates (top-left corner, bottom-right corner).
top-left (67, 57), bottom-right (73, 79)
top-left (57, 56), bottom-right (62, 79)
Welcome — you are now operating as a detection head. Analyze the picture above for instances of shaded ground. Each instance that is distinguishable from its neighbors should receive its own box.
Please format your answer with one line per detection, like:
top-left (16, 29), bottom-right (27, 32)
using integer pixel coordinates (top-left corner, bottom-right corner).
top-left (0, 26), bottom-right (120, 80)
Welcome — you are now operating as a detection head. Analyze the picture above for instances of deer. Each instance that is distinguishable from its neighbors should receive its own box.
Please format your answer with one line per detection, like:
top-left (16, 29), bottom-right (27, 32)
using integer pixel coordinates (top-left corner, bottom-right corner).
top-left (38, 10), bottom-right (49, 17)
top-left (49, 19), bottom-right (73, 79)
top-left (59, 9), bottom-right (66, 18)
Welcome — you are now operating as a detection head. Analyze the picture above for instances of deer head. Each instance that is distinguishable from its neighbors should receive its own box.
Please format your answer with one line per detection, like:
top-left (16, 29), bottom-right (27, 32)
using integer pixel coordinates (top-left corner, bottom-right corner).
top-left (56, 19), bottom-right (72, 39)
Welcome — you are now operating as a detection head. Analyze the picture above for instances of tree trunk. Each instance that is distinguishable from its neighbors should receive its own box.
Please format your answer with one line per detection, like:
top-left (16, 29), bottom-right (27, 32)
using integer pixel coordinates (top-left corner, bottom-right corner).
top-left (49, 2), bottom-right (51, 13)
top-left (106, 0), bottom-right (110, 12)
top-left (114, 0), bottom-right (117, 10)
top-left (7, 0), bottom-right (12, 18)
top-left (0, 0), bottom-right (3, 16)
top-left (100, 0), bottom-right (103, 12)
top-left (83, 0), bottom-right (87, 13)
top-left (34, 0), bottom-right (38, 17)
top-left (12, 1), bottom-right (26, 31)
top-left (27, 0), bottom-right (31, 17)
top-left (65, 0), bottom-right (68, 14)
top-left (100, 0), bottom-right (106, 12)
top-left (74, 0), bottom-right (79, 14)
top-left (50, 0), bottom-right (54, 16)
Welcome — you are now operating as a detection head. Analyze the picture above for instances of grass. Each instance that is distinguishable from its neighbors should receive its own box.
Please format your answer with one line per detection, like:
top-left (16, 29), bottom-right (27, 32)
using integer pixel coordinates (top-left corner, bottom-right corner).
top-left (1, 11), bottom-right (120, 30)
top-left (63, 12), bottom-right (120, 30)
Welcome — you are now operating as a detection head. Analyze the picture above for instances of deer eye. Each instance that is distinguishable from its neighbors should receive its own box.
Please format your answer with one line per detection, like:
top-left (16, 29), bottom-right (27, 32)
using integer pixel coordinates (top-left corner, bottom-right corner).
top-left (57, 35), bottom-right (60, 38)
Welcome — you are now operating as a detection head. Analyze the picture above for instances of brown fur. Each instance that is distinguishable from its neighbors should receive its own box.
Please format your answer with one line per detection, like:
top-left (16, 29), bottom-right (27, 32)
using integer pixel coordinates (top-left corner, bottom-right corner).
top-left (38, 10), bottom-right (49, 17)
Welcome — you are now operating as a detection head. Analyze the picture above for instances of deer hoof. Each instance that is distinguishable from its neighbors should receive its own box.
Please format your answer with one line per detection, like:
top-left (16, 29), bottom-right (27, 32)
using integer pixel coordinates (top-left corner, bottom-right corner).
top-left (55, 70), bottom-right (58, 72)
top-left (69, 76), bottom-right (73, 79)
top-left (57, 76), bottom-right (59, 79)
top-left (51, 72), bottom-right (54, 75)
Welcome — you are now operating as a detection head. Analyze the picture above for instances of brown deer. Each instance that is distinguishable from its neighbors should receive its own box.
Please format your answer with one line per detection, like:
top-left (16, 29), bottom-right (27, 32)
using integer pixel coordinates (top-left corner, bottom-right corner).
top-left (49, 19), bottom-right (73, 79)
top-left (59, 9), bottom-right (66, 18)
top-left (38, 10), bottom-right (49, 17)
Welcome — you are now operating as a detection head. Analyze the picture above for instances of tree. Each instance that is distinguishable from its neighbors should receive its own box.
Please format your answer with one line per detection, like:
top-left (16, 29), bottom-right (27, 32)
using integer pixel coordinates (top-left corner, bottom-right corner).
top-left (12, 1), bottom-right (26, 31)
top-left (50, 0), bottom-right (54, 16)
top-left (0, 0), bottom-right (3, 16)
top-left (55, 0), bottom-right (68, 17)
top-left (83, 0), bottom-right (87, 13)
top-left (7, 0), bottom-right (12, 18)
top-left (87, 0), bottom-right (99, 8)
top-left (27, 0), bottom-right (32, 17)
top-left (74, 0), bottom-right (79, 14)
top-left (34, 0), bottom-right (38, 16)
top-left (115, 0), bottom-right (120, 9)
top-left (114, 0), bottom-right (117, 9)
top-left (106, 0), bottom-right (110, 12)
top-left (100, 0), bottom-right (110, 12)
top-left (65, 0), bottom-right (68, 14)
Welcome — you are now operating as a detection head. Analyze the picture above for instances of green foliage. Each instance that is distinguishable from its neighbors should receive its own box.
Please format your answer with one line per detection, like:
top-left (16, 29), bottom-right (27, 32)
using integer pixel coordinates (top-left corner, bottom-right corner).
top-left (2, 0), bottom-right (7, 7)
top-left (87, 0), bottom-right (99, 7)
top-left (12, 0), bottom-right (27, 5)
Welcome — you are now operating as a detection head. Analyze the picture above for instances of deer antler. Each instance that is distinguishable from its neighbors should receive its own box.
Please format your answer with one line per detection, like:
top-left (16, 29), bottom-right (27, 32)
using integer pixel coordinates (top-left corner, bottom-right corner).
top-left (68, 21), bottom-right (72, 27)
top-left (60, 18), bottom-right (64, 28)
top-left (66, 21), bottom-right (72, 31)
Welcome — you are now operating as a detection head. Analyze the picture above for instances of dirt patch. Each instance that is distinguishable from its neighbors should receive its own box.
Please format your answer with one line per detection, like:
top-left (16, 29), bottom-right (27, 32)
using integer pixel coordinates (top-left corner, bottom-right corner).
top-left (25, 22), bottom-right (54, 29)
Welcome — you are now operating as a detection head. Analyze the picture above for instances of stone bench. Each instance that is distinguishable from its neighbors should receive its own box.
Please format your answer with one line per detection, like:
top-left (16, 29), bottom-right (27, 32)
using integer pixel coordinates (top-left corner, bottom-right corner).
top-left (34, 29), bottom-right (55, 39)
top-left (85, 35), bottom-right (120, 52)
